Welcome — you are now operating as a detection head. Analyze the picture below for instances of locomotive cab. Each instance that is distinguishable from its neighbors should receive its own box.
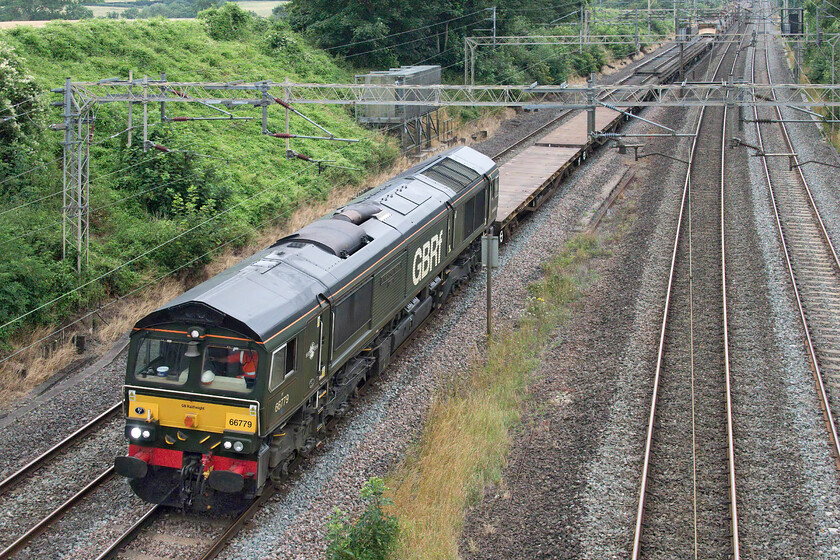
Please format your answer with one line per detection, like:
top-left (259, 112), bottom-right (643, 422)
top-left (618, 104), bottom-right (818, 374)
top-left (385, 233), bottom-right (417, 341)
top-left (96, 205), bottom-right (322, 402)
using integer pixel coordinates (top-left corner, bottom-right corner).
top-left (116, 324), bottom-right (273, 509)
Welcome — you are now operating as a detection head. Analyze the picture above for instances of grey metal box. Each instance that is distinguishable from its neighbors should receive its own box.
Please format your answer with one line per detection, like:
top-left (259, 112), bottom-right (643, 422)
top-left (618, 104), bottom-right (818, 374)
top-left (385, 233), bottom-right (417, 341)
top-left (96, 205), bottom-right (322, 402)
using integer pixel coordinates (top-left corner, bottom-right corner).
top-left (357, 65), bottom-right (441, 124)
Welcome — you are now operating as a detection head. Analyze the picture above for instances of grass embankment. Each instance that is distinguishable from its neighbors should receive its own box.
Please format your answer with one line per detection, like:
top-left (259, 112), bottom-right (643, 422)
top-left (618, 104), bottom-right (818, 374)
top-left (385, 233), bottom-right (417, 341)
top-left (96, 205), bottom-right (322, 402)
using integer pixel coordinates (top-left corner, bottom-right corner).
top-left (388, 235), bottom-right (607, 559)
top-left (0, 11), bottom-right (399, 396)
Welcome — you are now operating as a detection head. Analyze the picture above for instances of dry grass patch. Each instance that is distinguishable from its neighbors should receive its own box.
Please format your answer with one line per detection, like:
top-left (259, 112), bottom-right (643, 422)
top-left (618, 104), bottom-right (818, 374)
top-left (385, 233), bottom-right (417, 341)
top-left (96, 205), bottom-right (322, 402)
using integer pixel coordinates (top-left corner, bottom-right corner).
top-left (388, 235), bottom-right (607, 559)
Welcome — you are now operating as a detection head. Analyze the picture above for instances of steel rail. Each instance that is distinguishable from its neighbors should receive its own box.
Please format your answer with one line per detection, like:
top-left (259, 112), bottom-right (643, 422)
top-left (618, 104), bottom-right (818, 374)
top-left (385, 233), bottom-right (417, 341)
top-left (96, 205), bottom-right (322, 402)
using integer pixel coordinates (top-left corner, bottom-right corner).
top-left (0, 402), bottom-right (121, 495)
top-left (198, 486), bottom-right (278, 560)
top-left (751, 25), bottom-right (840, 470)
top-left (631, 23), bottom-right (741, 559)
top-left (5, 34), bottom-right (733, 560)
top-left (0, 467), bottom-right (115, 560)
top-left (492, 40), bottom-right (694, 164)
top-left (719, 102), bottom-right (741, 560)
top-left (630, 67), bottom-right (704, 560)
top-left (92, 251), bottom-right (446, 559)
top-left (490, 44), bottom-right (671, 162)
top-left (94, 505), bottom-right (161, 560)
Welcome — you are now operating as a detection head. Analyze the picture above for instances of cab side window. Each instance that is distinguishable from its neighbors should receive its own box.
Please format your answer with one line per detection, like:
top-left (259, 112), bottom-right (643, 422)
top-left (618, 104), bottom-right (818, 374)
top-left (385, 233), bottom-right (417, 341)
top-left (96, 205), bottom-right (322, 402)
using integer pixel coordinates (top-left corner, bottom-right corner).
top-left (269, 338), bottom-right (297, 391)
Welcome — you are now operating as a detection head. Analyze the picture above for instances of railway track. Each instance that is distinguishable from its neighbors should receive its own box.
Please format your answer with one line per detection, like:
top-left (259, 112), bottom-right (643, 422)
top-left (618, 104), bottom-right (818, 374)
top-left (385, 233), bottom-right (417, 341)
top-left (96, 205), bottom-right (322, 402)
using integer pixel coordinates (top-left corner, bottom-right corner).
top-left (0, 403), bottom-right (122, 560)
top-left (94, 267), bottom-right (447, 560)
top-left (0, 35), bottom-right (727, 560)
top-left (87, 39), bottom-right (720, 560)
top-left (631, 24), bottom-right (742, 560)
top-left (95, 489), bottom-right (273, 560)
top-left (750, 16), bottom-right (840, 468)
top-left (0, 403), bottom-right (121, 495)
top-left (492, 34), bottom-right (714, 165)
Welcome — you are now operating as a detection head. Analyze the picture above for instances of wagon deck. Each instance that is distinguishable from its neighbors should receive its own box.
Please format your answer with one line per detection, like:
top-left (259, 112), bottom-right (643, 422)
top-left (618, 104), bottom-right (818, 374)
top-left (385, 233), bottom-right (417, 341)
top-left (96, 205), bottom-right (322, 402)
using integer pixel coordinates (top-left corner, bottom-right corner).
top-left (535, 107), bottom-right (622, 147)
top-left (493, 106), bottom-right (623, 234)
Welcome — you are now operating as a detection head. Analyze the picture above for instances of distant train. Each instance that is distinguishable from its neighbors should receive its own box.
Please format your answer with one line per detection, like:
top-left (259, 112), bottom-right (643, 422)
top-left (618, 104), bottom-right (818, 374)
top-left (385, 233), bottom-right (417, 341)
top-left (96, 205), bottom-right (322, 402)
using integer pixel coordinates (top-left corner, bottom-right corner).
top-left (698, 22), bottom-right (718, 37)
top-left (114, 146), bottom-right (498, 509)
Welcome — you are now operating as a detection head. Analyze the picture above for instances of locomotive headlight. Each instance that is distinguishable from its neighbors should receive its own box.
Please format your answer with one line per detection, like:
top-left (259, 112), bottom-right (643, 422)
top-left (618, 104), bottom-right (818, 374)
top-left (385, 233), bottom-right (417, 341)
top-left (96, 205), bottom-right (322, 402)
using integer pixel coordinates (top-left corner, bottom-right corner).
top-left (233, 441), bottom-right (244, 452)
top-left (125, 422), bottom-right (155, 442)
top-left (224, 441), bottom-right (232, 450)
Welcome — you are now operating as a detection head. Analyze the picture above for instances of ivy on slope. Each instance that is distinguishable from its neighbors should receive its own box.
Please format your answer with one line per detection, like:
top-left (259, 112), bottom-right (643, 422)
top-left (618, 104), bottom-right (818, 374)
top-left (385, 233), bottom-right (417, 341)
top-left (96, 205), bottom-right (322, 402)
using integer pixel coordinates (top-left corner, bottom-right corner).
top-left (0, 4), bottom-right (398, 341)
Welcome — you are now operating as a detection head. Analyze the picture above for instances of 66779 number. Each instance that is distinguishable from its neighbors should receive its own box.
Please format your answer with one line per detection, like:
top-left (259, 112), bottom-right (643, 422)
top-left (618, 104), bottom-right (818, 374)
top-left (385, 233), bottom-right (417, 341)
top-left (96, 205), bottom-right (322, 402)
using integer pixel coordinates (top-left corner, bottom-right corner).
top-left (228, 418), bottom-right (253, 429)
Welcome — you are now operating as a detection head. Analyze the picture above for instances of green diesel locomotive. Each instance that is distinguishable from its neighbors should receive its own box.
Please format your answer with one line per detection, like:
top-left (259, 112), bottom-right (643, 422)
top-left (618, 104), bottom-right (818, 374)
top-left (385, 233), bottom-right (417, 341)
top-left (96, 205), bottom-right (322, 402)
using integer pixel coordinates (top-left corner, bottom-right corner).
top-left (114, 146), bottom-right (498, 509)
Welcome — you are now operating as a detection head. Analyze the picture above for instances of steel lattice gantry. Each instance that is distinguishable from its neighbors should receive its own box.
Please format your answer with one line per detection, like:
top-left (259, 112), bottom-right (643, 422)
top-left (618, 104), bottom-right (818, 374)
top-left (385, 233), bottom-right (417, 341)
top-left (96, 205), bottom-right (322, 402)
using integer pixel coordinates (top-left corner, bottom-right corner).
top-left (58, 78), bottom-right (92, 274)
top-left (57, 78), bottom-right (840, 272)
top-left (67, 80), bottom-right (840, 109)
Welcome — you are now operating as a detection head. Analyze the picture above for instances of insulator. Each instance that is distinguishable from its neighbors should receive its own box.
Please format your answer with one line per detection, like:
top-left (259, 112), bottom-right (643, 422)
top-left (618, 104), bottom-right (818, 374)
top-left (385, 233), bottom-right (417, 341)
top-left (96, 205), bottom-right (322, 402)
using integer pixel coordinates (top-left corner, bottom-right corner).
top-left (153, 144), bottom-right (171, 153)
top-left (271, 133), bottom-right (293, 138)
top-left (295, 153), bottom-right (311, 161)
top-left (173, 89), bottom-right (189, 99)
top-left (172, 117), bottom-right (191, 122)
top-left (273, 98), bottom-right (292, 109)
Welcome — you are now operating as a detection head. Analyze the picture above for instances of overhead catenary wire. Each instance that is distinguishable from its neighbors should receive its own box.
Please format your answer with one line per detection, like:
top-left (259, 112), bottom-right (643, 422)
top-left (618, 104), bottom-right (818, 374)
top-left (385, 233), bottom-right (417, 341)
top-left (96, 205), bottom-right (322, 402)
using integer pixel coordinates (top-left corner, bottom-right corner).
top-left (325, 0), bottom-right (585, 56)
top-left (0, 158), bottom-right (228, 249)
top-left (0, 132), bottom-right (374, 361)
top-left (408, 45), bottom-right (463, 67)
top-left (341, 18), bottom-right (489, 60)
top-left (0, 130), bottom-right (196, 218)
top-left (0, 91), bottom-right (381, 247)
top-left (0, 92), bottom-right (48, 114)
top-left (0, 105), bottom-right (45, 124)
top-left (0, 137), bottom-right (361, 334)
top-left (503, 0), bottom-right (587, 13)
top-left (0, 155), bottom-right (351, 366)
top-left (323, 8), bottom-right (491, 51)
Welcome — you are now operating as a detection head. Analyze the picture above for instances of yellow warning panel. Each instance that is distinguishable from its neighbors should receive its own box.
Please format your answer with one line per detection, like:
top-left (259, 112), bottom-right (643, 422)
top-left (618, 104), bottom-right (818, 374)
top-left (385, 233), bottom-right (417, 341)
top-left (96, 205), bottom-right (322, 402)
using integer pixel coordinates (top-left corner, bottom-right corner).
top-left (127, 393), bottom-right (257, 434)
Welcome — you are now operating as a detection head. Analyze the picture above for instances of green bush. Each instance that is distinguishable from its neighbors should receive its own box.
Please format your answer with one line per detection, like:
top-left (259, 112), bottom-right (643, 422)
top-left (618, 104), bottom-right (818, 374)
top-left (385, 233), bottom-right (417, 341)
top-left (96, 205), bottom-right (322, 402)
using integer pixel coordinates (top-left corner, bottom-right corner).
top-left (198, 3), bottom-right (253, 41)
top-left (326, 477), bottom-right (399, 560)
top-left (115, 129), bottom-right (229, 219)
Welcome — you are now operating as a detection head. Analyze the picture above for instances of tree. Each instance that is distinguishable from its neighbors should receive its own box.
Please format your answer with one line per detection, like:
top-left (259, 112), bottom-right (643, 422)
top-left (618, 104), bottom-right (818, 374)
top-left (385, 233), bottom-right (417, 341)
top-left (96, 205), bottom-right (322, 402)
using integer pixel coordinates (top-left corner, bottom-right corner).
top-left (289, 0), bottom-right (475, 67)
top-left (0, 41), bottom-right (48, 195)
top-left (287, 0), bottom-right (579, 69)
top-left (0, 0), bottom-right (92, 21)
